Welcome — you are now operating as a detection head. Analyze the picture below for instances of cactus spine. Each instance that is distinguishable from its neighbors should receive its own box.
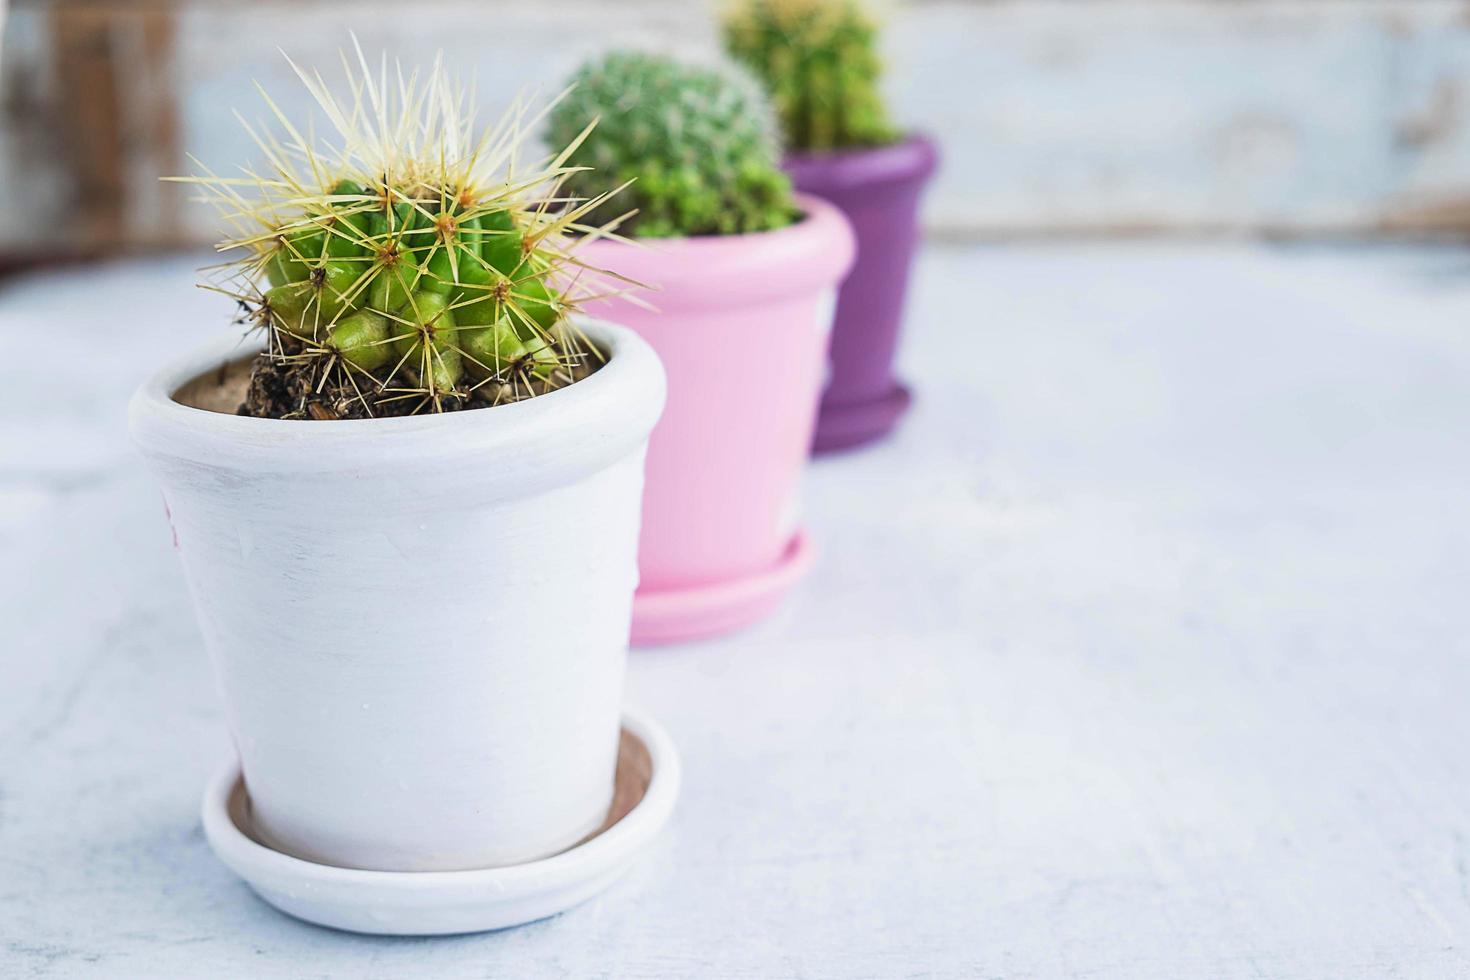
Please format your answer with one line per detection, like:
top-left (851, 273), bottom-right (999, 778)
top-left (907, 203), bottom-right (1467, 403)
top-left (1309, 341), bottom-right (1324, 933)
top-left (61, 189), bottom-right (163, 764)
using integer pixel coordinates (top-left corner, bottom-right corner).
top-left (547, 52), bottom-right (796, 238)
top-left (723, 0), bottom-right (898, 153)
top-left (176, 44), bottom-right (626, 418)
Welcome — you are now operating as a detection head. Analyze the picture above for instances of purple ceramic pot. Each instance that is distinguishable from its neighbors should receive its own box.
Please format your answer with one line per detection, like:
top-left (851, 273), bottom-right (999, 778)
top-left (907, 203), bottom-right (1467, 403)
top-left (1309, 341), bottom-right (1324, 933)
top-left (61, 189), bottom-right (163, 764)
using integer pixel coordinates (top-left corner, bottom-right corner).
top-left (784, 134), bottom-right (938, 453)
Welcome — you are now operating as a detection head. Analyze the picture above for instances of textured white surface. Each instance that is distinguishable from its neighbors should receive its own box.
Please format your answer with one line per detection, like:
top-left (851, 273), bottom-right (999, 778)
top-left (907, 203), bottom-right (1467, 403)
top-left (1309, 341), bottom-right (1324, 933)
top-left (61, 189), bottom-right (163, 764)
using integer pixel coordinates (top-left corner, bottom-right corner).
top-left (2, 243), bottom-right (1470, 977)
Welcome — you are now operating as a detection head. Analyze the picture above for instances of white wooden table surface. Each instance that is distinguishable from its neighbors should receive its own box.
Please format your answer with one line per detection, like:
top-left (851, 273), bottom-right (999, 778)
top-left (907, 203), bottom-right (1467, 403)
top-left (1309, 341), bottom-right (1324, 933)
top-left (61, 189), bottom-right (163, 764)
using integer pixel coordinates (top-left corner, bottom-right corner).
top-left (2, 242), bottom-right (1468, 978)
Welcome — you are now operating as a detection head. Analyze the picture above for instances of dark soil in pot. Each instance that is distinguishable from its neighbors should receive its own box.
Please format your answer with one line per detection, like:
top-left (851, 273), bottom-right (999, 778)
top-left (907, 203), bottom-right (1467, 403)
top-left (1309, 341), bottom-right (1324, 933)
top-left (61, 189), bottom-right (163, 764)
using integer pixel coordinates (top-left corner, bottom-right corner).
top-left (230, 340), bottom-right (602, 421)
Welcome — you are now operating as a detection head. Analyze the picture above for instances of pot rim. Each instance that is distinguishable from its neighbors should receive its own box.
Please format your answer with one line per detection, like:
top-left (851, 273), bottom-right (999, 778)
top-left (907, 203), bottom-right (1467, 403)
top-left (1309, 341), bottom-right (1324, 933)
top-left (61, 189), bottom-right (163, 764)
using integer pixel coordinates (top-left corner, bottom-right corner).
top-left (129, 315), bottom-right (665, 481)
top-left (572, 192), bottom-right (854, 307)
top-left (782, 132), bottom-right (940, 192)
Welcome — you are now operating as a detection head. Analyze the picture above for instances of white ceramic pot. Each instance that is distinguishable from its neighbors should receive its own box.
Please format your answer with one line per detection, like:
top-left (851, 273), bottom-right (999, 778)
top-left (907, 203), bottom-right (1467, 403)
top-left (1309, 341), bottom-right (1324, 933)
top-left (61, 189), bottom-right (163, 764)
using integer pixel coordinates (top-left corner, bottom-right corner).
top-left (131, 318), bottom-right (665, 872)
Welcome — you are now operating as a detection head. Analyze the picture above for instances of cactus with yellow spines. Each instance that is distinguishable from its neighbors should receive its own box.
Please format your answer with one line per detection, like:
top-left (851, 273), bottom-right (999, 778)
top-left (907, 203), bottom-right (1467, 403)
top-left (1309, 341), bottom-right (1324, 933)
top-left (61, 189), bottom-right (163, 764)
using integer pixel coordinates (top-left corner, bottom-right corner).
top-left (174, 42), bottom-right (627, 418)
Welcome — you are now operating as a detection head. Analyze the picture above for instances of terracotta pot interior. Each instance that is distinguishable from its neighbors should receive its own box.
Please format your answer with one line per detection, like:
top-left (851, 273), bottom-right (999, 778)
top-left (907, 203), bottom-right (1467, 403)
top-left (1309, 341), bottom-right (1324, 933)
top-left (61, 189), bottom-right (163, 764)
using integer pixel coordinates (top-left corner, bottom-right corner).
top-left (173, 355), bottom-right (255, 415)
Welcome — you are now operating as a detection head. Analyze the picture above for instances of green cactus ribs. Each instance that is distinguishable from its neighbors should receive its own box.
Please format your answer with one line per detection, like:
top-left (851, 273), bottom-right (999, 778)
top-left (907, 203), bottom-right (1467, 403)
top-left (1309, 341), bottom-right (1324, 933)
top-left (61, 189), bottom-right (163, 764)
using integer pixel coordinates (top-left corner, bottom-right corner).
top-left (723, 0), bottom-right (899, 153)
top-left (547, 52), bottom-right (797, 238)
top-left (248, 180), bottom-right (584, 418)
top-left (173, 43), bottom-right (630, 419)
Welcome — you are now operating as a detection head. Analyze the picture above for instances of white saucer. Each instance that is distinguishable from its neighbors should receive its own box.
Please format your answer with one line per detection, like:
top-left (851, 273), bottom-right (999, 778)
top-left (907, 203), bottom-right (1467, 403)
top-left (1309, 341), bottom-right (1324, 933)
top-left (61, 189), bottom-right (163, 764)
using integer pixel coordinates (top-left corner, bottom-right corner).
top-left (201, 708), bottom-right (680, 935)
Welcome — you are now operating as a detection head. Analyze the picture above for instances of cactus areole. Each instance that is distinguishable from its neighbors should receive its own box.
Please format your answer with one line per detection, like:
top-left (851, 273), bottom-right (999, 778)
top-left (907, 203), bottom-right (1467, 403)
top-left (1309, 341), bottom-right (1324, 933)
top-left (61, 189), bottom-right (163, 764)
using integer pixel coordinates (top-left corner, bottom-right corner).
top-left (173, 44), bottom-right (631, 419)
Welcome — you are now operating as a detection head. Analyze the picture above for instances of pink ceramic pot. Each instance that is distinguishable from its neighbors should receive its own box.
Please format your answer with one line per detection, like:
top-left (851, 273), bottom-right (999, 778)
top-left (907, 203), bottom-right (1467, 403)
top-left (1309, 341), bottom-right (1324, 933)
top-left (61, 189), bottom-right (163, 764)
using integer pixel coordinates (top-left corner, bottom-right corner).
top-left (578, 194), bottom-right (855, 645)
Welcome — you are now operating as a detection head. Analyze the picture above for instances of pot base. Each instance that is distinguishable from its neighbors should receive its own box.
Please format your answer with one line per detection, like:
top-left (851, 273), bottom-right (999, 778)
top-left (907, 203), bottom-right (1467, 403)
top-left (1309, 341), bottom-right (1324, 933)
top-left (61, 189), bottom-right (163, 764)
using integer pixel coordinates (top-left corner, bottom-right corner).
top-left (631, 530), bottom-right (815, 646)
top-left (201, 709), bottom-right (679, 936)
top-left (813, 382), bottom-right (913, 455)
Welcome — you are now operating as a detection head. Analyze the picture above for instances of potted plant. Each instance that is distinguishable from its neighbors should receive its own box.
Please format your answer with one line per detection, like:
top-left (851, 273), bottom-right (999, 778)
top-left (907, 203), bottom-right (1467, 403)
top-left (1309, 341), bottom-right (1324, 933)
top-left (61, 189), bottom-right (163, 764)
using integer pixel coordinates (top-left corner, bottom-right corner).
top-left (131, 49), bottom-right (667, 876)
top-left (548, 52), bottom-right (855, 645)
top-left (725, 0), bottom-right (938, 453)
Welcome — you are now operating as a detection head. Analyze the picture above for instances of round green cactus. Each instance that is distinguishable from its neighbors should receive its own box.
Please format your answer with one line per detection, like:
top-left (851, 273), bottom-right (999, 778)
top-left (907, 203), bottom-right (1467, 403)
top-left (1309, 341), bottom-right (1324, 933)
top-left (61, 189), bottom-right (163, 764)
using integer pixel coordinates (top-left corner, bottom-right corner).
top-left (547, 52), bottom-right (796, 238)
top-left (176, 45), bottom-right (629, 418)
top-left (723, 0), bottom-right (898, 153)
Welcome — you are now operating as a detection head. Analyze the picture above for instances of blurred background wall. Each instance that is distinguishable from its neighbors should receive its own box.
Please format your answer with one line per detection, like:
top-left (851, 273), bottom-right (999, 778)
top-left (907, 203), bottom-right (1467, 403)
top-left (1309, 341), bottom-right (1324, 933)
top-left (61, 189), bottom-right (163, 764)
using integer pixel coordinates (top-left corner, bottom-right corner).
top-left (6, 0), bottom-right (1470, 266)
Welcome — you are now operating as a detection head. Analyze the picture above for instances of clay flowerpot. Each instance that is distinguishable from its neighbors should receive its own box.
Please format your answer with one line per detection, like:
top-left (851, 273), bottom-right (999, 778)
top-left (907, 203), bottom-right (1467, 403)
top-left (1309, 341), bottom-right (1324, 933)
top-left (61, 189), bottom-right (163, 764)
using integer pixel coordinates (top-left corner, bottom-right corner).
top-left (578, 194), bottom-right (855, 645)
top-left (783, 134), bottom-right (939, 453)
top-left (130, 319), bottom-right (665, 872)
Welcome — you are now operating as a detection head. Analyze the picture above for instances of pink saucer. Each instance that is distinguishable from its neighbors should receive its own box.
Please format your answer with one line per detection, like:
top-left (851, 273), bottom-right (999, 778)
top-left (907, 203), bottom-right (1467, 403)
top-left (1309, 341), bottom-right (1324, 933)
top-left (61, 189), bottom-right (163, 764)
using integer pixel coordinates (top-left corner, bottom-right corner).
top-left (631, 530), bottom-right (815, 646)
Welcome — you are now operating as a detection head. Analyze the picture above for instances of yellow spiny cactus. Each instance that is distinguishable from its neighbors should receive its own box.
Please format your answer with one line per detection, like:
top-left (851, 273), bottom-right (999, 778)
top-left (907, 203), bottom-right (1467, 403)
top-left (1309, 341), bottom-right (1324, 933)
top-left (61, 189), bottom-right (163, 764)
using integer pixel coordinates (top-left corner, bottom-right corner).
top-left (172, 40), bottom-right (632, 418)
